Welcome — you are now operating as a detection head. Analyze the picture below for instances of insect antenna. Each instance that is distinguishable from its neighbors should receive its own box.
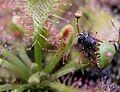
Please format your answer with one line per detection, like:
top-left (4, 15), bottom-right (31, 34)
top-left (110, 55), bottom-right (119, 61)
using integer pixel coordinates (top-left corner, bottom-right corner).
top-left (111, 20), bottom-right (120, 45)
top-left (111, 20), bottom-right (119, 32)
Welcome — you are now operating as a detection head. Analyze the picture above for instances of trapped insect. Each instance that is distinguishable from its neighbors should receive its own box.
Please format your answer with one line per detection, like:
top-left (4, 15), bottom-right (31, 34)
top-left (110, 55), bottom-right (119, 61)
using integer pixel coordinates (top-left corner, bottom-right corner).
top-left (74, 11), bottom-right (103, 80)
top-left (74, 11), bottom-right (101, 68)
top-left (74, 11), bottom-right (116, 79)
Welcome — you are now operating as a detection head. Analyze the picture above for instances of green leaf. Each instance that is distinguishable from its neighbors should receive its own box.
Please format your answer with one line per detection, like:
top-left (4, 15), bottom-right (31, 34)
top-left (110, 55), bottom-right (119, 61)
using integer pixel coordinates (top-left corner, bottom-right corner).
top-left (54, 48), bottom-right (90, 78)
top-left (0, 59), bottom-right (29, 81)
top-left (11, 16), bottom-right (24, 34)
top-left (0, 84), bottom-right (20, 91)
top-left (28, 71), bottom-right (49, 86)
top-left (18, 43), bottom-right (32, 68)
top-left (28, 72), bottom-right (41, 85)
top-left (34, 32), bottom-right (43, 70)
top-left (49, 82), bottom-right (78, 92)
top-left (54, 57), bottom-right (88, 78)
top-left (44, 49), bottom-right (63, 74)
top-left (10, 84), bottom-right (29, 92)
top-left (0, 45), bottom-right (30, 77)
top-left (30, 63), bottom-right (39, 74)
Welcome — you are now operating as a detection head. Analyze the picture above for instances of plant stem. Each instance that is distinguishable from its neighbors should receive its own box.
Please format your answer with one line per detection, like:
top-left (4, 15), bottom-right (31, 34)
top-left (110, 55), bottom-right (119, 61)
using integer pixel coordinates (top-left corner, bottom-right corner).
top-left (34, 33), bottom-right (42, 70)
top-left (33, 16), bottom-right (43, 71)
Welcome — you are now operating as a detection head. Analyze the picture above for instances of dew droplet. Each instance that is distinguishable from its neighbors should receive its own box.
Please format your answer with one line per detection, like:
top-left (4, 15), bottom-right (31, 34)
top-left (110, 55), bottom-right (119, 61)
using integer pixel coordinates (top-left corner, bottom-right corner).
top-left (2, 65), bottom-right (5, 68)
top-left (69, 3), bottom-right (72, 7)
top-left (16, 48), bottom-right (20, 51)
top-left (3, 44), bottom-right (7, 48)
top-left (77, 81), bottom-right (82, 86)
top-left (30, 36), bottom-right (34, 39)
top-left (56, 21), bottom-right (59, 24)
top-left (63, 3), bottom-right (66, 6)
top-left (27, 47), bottom-right (32, 51)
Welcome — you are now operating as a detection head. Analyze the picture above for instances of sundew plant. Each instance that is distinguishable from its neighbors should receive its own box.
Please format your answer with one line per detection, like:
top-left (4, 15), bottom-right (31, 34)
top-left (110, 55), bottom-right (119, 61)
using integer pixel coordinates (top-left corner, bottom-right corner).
top-left (0, 0), bottom-right (120, 92)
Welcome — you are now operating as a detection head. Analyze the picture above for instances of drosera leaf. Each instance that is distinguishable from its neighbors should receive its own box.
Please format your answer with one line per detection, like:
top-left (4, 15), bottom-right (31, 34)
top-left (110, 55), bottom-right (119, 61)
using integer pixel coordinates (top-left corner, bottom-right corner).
top-left (54, 53), bottom-right (89, 78)
top-left (54, 62), bottom-right (81, 78)
top-left (34, 32), bottom-right (43, 71)
top-left (44, 49), bottom-right (64, 74)
top-left (10, 84), bottom-right (29, 92)
top-left (44, 49), bottom-right (68, 75)
top-left (49, 82), bottom-right (78, 92)
top-left (59, 24), bottom-right (75, 46)
top-left (11, 15), bottom-right (24, 34)
top-left (26, 0), bottom-right (59, 28)
top-left (53, 46), bottom-right (91, 78)
top-left (18, 43), bottom-right (32, 68)
top-left (0, 84), bottom-right (19, 92)
top-left (33, 20), bottom-right (52, 71)
top-left (30, 63), bottom-right (39, 74)
top-left (68, 32), bottom-right (75, 48)
top-left (44, 24), bottom-right (75, 74)
top-left (0, 45), bottom-right (30, 79)
top-left (0, 84), bottom-right (29, 92)
top-left (0, 59), bottom-right (29, 81)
